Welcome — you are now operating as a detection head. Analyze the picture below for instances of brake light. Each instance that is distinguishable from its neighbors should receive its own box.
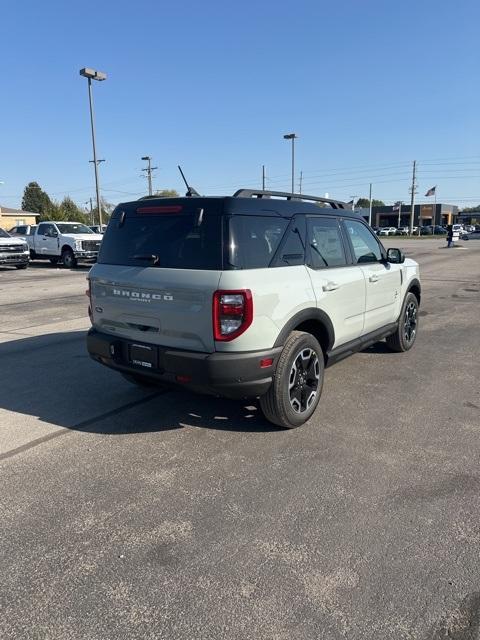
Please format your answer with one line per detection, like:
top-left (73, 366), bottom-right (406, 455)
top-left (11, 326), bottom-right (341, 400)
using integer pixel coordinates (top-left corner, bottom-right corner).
top-left (213, 290), bottom-right (253, 341)
top-left (136, 205), bottom-right (183, 214)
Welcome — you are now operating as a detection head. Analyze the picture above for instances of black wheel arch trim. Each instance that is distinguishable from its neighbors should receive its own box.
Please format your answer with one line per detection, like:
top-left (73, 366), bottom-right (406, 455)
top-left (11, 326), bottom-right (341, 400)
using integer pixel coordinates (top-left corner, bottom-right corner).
top-left (273, 308), bottom-right (335, 352)
top-left (407, 278), bottom-right (421, 302)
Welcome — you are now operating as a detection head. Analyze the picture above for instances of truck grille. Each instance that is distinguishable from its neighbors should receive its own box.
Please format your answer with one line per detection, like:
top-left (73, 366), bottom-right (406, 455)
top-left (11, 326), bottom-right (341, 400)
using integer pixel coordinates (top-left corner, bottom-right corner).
top-left (82, 240), bottom-right (101, 252)
top-left (1, 244), bottom-right (26, 252)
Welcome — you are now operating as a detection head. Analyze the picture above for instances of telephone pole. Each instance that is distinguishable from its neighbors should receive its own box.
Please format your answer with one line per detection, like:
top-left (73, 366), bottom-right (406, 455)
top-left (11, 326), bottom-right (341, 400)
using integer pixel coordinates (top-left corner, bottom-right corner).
top-left (409, 160), bottom-right (417, 235)
top-left (368, 183), bottom-right (373, 226)
top-left (262, 165), bottom-right (266, 190)
top-left (299, 170), bottom-right (303, 194)
top-left (141, 156), bottom-right (157, 196)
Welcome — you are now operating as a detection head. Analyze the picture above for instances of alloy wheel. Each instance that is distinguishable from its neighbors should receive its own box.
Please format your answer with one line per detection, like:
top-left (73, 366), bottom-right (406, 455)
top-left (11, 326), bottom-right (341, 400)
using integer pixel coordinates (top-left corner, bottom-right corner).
top-left (288, 348), bottom-right (320, 414)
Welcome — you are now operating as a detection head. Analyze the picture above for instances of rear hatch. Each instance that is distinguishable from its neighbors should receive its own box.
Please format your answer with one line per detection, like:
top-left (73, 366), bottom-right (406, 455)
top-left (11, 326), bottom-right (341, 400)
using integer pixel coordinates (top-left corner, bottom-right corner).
top-left (88, 199), bottom-right (224, 353)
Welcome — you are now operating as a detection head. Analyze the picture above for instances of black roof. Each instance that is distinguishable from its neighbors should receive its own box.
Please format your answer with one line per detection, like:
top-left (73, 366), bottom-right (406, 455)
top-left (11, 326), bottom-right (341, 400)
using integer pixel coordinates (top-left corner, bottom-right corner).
top-left (116, 189), bottom-right (362, 220)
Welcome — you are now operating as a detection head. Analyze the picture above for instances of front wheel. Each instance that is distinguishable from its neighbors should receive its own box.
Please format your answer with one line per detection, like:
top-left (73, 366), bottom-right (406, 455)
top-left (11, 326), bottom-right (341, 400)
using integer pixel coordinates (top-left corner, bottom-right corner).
top-left (385, 292), bottom-right (419, 352)
top-left (15, 264), bottom-right (28, 270)
top-left (259, 331), bottom-right (324, 429)
top-left (62, 248), bottom-right (77, 269)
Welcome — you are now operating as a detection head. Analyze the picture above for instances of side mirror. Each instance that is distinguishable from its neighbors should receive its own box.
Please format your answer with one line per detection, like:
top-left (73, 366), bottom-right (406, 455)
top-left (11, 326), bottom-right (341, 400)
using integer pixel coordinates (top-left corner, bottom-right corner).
top-left (51, 230), bottom-right (58, 238)
top-left (387, 248), bottom-right (405, 264)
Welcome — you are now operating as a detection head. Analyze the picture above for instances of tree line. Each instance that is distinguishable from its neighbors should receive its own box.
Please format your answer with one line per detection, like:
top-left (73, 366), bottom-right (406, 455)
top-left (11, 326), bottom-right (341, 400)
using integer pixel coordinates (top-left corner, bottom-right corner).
top-left (20, 182), bottom-right (181, 224)
top-left (21, 182), bottom-right (113, 224)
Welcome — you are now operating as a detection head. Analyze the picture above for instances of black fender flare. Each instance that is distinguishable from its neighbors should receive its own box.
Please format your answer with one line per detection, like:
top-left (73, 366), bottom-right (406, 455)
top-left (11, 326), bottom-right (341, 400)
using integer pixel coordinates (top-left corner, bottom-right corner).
top-left (407, 277), bottom-right (421, 303)
top-left (273, 308), bottom-right (335, 352)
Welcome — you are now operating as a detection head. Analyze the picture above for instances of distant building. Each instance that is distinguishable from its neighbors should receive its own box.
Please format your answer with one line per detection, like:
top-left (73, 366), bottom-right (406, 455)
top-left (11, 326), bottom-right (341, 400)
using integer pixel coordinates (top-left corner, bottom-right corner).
top-left (0, 206), bottom-right (39, 229)
top-left (457, 211), bottom-right (480, 225)
top-left (357, 203), bottom-right (459, 227)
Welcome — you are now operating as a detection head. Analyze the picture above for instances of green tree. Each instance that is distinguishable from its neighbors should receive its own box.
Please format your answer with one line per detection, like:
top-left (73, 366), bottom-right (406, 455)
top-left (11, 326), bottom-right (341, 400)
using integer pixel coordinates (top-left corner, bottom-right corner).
top-left (21, 182), bottom-right (54, 217)
top-left (59, 196), bottom-right (86, 222)
top-left (154, 189), bottom-right (180, 198)
top-left (355, 198), bottom-right (385, 208)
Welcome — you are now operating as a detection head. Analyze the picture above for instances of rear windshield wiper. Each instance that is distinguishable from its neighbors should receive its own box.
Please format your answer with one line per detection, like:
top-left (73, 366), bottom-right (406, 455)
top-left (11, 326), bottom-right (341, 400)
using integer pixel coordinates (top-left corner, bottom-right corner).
top-left (133, 254), bottom-right (160, 265)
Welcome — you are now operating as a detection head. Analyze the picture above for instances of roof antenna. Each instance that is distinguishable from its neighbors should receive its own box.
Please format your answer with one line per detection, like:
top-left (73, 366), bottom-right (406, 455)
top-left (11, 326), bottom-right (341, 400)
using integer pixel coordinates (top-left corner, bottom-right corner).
top-left (178, 165), bottom-right (200, 197)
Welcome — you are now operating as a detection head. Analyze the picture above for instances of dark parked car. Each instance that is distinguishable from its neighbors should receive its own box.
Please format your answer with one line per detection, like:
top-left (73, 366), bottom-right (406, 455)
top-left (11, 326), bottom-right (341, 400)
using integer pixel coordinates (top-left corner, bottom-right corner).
top-left (420, 225), bottom-right (446, 235)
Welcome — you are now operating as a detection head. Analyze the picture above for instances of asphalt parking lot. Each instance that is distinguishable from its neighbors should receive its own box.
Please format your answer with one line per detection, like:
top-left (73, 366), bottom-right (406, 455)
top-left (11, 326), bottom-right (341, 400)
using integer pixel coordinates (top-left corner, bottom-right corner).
top-left (1, 240), bottom-right (480, 640)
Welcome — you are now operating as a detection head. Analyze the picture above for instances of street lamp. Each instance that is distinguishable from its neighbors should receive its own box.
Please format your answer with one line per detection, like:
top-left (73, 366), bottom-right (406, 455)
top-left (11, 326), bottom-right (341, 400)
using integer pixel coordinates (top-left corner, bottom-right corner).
top-left (283, 133), bottom-right (298, 194)
top-left (79, 67), bottom-right (107, 226)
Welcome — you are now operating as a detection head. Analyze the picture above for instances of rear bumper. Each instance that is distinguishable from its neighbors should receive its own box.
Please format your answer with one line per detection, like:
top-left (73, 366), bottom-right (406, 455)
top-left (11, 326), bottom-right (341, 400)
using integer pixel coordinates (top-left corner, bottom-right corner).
top-left (86, 328), bottom-right (281, 399)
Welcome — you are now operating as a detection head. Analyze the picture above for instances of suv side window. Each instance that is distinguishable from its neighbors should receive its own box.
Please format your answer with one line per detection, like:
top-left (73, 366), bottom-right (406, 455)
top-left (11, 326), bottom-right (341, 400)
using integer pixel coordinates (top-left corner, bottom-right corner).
top-left (306, 217), bottom-right (347, 269)
top-left (343, 219), bottom-right (383, 263)
top-left (271, 216), bottom-right (305, 267)
top-left (228, 216), bottom-right (288, 269)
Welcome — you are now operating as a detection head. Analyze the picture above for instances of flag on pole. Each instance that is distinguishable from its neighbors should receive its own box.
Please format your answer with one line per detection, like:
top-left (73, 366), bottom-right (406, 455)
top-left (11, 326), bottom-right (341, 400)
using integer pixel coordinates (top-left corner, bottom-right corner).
top-left (425, 186), bottom-right (436, 197)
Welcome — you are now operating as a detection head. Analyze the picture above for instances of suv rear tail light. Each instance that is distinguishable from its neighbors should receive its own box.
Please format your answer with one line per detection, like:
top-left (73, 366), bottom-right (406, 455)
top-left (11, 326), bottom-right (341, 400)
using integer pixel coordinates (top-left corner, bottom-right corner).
top-left (213, 290), bottom-right (253, 341)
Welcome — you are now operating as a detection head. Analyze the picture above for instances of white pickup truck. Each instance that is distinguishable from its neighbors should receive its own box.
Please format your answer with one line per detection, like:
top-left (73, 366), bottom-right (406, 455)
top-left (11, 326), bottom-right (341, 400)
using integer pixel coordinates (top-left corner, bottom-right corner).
top-left (0, 228), bottom-right (30, 269)
top-left (28, 221), bottom-right (103, 268)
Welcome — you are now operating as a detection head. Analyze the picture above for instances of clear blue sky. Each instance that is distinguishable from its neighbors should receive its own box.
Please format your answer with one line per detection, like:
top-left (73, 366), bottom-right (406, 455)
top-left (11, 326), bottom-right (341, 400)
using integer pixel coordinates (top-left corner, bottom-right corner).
top-left (2, 0), bottom-right (479, 211)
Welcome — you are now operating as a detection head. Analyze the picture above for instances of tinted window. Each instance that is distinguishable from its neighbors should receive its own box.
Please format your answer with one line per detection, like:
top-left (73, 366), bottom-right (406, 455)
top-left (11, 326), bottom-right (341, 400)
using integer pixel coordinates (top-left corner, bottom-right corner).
top-left (38, 223), bottom-right (56, 236)
top-left (228, 216), bottom-right (288, 269)
top-left (57, 223), bottom-right (93, 234)
top-left (306, 218), bottom-right (347, 268)
top-left (273, 220), bottom-right (305, 267)
top-left (99, 210), bottom-right (222, 270)
top-left (343, 219), bottom-right (382, 263)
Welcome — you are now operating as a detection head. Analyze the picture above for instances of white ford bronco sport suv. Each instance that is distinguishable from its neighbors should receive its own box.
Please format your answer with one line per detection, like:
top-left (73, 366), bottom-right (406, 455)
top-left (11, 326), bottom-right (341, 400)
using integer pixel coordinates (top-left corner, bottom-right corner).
top-left (87, 189), bottom-right (420, 428)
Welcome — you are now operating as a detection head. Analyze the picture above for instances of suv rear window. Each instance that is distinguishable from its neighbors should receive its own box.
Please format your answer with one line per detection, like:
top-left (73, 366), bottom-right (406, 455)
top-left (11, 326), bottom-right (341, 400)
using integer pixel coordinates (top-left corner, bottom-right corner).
top-left (99, 207), bottom-right (223, 270)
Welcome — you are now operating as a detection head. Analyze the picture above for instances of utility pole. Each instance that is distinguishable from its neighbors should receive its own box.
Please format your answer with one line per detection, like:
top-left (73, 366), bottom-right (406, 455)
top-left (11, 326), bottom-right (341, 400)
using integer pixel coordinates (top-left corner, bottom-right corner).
top-left (262, 165), bottom-right (266, 190)
top-left (141, 156), bottom-right (157, 196)
top-left (368, 183), bottom-right (373, 226)
top-left (299, 171), bottom-right (303, 194)
top-left (409, 160), bottom-right (417, 235)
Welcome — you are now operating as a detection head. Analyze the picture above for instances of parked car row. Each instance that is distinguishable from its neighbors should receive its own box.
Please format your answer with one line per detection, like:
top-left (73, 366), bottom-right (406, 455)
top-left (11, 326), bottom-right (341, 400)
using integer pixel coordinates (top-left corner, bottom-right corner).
top-left (3, 221), bottom-right (104, 269)
top-left (372, 223), bottom-right (479, 237)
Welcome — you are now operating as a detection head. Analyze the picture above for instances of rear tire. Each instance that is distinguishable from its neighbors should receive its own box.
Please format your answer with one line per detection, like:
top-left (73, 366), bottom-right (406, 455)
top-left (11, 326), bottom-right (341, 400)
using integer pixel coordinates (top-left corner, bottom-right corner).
top-left (259, 331), bottom-right (324, 429)
top-left (62, 248), bottom-right (77, 269)
top-left (385, 292), bottom-right (419, 352)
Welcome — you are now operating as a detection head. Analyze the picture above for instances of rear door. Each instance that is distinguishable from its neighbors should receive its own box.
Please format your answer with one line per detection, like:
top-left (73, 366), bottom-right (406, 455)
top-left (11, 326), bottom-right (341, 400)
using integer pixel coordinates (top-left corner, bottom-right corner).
top-left (341, 218), bottom-right (401, 333)
top-left (305, 216), bottom-right (365, 348)
top-left (89, 201), bottom-right (223, 353)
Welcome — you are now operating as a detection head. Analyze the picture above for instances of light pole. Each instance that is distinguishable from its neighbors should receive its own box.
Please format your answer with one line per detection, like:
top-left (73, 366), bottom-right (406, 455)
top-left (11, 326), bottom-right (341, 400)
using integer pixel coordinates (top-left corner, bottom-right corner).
top-left (79, 67), bottom-right (107, 227)
top-left (283, 133), bottom-right (298, 194)
top-left (350, 196), bottom-right (357, 212)
top-left (141, 156), bottom-right (158, 196)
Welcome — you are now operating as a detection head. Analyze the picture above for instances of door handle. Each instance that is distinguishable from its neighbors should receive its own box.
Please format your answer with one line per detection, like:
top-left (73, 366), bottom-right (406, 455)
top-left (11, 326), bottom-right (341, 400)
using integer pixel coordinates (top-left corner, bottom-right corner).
top-left (322, 282), bottom-right (340, 292)
top-left (369, 274), bottom-right (379, 283)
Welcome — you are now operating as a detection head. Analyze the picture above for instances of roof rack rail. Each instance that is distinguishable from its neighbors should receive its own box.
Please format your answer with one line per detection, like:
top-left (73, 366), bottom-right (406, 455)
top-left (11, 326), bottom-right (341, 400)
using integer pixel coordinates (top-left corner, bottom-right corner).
top-left (232, 189), bottom-right (346, 209)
